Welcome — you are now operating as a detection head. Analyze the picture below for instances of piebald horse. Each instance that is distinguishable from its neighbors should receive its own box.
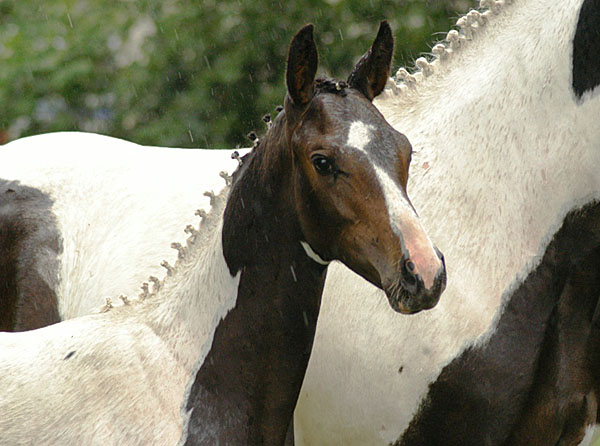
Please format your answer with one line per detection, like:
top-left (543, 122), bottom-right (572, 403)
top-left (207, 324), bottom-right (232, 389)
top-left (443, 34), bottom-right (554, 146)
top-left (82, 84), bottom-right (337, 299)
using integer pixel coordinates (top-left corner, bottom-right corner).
top-left (296, 0), bottom-right (600, 444)
top-left (0, 24), bottom-right (445, 444)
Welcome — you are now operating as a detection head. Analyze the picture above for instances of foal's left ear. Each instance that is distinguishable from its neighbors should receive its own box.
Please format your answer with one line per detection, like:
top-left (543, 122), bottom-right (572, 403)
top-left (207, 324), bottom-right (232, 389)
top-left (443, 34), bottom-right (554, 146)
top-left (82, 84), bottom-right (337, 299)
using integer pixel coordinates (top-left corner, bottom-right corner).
top-left (347, 21), bottom-right (394, 101)
top-left (286, 24), bottom-right (318, 107)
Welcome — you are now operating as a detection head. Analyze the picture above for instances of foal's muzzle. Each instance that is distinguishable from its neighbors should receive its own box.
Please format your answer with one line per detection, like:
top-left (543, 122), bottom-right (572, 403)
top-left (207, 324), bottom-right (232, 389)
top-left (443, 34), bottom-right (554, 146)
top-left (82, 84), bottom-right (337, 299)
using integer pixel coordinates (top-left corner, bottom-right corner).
top-left (384, 248), bottom-right (446, 314)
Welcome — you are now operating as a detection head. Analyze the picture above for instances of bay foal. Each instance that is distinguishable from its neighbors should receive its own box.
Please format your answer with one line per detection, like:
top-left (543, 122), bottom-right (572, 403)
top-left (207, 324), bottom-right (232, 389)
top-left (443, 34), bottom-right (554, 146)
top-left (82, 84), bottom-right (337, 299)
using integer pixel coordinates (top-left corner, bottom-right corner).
top-left (0, 23), bottom-right (444, 445)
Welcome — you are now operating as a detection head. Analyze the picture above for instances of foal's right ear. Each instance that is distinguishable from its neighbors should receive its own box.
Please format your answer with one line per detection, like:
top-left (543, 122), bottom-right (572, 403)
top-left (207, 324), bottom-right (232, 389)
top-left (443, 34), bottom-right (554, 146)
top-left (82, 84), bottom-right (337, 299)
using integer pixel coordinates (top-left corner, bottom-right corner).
top-left (286, 24), bottom-right (318, 107)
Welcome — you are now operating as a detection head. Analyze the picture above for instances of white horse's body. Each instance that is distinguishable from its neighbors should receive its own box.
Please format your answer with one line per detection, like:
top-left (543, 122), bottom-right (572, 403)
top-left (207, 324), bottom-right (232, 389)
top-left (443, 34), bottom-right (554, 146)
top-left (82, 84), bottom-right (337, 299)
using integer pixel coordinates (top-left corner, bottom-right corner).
top-left (0, 132), bottom-right (243, 318)
top-left (0, 189), bottom-right (240, 444)
top-left (296, 0), bottom-right (600, 443)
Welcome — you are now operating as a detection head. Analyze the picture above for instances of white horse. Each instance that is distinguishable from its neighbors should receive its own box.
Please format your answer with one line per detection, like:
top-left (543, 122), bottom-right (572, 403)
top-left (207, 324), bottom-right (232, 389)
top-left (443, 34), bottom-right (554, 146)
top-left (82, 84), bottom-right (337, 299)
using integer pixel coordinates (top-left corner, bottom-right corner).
top-left (0, 23), bottom-right (445, 444)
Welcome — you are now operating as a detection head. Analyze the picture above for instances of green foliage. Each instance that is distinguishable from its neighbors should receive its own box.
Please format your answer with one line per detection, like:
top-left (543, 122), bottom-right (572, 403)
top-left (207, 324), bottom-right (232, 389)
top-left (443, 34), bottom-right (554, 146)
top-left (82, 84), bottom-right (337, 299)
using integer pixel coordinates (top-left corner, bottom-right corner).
top-left (0, 0), bottom-right (475, 148)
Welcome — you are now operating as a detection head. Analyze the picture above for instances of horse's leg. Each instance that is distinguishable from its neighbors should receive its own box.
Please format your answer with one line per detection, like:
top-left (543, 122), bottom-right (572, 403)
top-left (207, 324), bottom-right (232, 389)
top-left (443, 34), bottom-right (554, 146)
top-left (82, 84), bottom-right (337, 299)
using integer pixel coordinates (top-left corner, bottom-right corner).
top-left (589, 280), bottom-right (600, 439)
top-left (508, 249), bottom-right (600, 446)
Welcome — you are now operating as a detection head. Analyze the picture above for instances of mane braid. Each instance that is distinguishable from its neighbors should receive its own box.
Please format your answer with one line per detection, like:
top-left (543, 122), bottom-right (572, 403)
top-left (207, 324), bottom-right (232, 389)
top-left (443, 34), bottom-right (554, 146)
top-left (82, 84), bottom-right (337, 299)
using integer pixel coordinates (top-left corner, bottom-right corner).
top-left (99, 100), bottom-right (295, 313)
top-left (98, 178), bottom-right (232, 313)
top-left (386, 0), bottom-right (512, 96)
top-left (315, 77), bottom-right (349, 97)
top-left (99, 106), bottom-right (287, 314)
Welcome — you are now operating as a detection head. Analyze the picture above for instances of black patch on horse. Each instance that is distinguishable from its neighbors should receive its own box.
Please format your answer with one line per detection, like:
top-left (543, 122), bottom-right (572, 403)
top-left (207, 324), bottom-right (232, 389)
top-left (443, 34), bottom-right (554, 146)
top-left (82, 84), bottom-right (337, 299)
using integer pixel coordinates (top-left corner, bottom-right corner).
top-left (573, 0), bottom-right (600, 99)
top-left (0, 180), bottom-right (62, 331)
top-left (396, 201), bottom-right (600, 445)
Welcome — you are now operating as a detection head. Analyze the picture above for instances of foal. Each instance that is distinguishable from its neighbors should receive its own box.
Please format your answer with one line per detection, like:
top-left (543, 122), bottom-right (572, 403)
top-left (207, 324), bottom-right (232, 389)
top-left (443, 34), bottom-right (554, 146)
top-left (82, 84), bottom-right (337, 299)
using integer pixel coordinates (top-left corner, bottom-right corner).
top-left (0, 23), bottom-right (445, 445)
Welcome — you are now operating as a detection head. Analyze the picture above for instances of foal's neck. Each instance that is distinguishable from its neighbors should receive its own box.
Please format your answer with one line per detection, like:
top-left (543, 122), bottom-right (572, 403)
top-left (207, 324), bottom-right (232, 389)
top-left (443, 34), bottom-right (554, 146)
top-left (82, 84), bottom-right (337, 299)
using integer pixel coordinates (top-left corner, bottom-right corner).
top-left (182, 140), bottom-right (327, 444)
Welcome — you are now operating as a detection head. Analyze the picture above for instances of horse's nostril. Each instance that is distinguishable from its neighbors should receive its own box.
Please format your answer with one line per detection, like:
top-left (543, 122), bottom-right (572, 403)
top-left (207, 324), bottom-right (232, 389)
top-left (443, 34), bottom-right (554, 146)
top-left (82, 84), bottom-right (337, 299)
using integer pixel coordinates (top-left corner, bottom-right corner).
top-left (401, 259), bottom-right (420, 295)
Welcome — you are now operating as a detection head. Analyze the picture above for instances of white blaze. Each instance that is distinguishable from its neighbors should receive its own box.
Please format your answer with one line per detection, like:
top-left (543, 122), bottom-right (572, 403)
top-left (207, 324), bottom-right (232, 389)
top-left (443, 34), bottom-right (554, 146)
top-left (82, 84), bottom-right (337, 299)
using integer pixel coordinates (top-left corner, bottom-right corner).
top-left (347, 120), bottom-right (373, 155)
top-left (346, 121), bottom-right (440, 289)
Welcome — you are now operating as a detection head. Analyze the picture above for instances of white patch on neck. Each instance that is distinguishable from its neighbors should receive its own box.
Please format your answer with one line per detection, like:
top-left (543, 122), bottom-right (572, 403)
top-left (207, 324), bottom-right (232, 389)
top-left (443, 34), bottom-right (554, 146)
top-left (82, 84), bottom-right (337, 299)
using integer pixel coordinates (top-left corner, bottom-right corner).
top-left (577, 424), bottom-right (597, 446)
top-left (301, 241), bottom-right (331, 265)
top-left (0, 132), bottom-right (246, 320)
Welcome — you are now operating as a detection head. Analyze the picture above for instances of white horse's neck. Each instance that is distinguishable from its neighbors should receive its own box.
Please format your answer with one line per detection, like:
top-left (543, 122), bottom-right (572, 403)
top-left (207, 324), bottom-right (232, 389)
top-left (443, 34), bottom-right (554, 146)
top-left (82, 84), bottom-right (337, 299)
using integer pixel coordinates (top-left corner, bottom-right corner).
top-left (376, 0), bottom-right (600, 336)
top-left (111, 186), bottom-right (241, 377)
top-left (120, 148), bottom-right (326, 443)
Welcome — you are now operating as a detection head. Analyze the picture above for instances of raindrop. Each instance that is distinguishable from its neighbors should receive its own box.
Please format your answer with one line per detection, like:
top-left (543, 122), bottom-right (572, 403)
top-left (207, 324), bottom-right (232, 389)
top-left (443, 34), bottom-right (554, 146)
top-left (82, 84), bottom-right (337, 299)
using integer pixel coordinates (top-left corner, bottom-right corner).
top-left (66, 13), bottom-right (73, 28)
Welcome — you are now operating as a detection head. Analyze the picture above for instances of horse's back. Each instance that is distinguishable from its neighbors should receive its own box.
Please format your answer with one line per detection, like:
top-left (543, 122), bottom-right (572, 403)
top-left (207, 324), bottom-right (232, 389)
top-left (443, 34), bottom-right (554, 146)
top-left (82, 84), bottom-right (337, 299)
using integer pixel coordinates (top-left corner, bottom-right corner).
top-left (0, 132), bottom-right (241, 326)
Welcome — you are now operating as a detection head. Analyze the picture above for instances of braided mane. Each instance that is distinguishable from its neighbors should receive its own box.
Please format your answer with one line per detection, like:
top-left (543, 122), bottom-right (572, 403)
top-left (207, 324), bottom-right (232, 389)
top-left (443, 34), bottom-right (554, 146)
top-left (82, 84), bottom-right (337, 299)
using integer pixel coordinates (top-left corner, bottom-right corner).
top-left (99, 177), bottom-right (232, 313)
top-left (98, 1), bottom-right (513, 312)
top-left (315, 77), bottom-right (349, 96)
top-left (385, 0), bottom-right (512, 96)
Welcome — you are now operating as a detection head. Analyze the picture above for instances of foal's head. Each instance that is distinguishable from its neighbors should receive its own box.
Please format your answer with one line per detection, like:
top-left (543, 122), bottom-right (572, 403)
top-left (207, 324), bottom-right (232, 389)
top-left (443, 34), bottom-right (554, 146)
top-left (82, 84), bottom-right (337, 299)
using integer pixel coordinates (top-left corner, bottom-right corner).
top-left (242, 23), bottom-right (446, 313)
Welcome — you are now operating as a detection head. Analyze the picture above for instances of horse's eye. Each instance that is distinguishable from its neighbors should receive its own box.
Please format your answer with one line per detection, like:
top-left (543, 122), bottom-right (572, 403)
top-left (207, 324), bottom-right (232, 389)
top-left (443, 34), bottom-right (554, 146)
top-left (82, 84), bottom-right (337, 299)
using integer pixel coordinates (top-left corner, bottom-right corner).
top-left (312, 155), bottom-right (335, 176)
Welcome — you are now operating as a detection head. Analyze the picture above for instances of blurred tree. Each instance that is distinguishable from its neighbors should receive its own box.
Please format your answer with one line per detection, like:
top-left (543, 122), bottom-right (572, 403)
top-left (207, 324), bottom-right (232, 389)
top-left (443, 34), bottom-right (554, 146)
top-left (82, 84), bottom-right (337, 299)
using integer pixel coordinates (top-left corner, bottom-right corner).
top-left (0, 0), bottom-right (475, 149)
